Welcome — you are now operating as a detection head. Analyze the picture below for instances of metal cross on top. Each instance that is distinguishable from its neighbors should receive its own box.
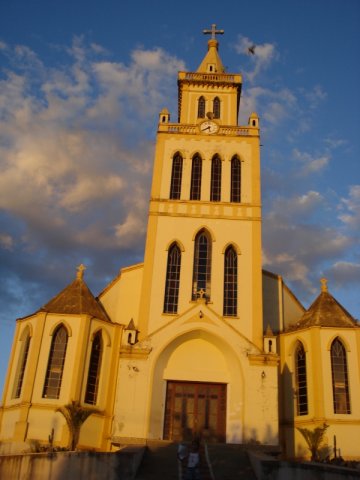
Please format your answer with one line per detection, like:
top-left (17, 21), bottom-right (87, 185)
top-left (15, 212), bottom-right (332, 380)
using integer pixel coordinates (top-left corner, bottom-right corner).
top-left (76, 263), bottom-right (86, 280)
top-left (203, 23), bottom-right (224, 40)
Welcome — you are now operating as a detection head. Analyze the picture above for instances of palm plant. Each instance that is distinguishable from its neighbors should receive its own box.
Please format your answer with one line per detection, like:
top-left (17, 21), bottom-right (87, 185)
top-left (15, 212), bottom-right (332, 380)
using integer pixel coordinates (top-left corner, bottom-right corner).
top-left (297, 423), bottom-right (329, 461)
top-left (56, 400), bottom-right (99, 451)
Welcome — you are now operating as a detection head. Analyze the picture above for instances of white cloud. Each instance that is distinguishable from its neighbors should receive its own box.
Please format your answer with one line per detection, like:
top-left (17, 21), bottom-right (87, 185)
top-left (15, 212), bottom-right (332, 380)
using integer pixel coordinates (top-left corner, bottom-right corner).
top-left (234, 35), bottom-right (278, 82)
top-left (0, 38), bottom-right (184, 260)
top-left (325, 261), bottom-right (360, 286)
top-left (292, 148), bottom-right (330, 175)
top-left (339, 185), bottom-right (360, 229)
top-left (240, 86), bottom-right (297, 127)
top-left (268, 191), bottom-right (324, 220)
top-left (304, 85), bottom-right (327, 109)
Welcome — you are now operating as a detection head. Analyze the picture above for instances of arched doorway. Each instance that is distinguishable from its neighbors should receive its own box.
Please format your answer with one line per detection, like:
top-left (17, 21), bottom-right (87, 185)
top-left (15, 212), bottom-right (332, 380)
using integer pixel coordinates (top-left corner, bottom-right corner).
top-left (149, 329), bottom-right (244, 443)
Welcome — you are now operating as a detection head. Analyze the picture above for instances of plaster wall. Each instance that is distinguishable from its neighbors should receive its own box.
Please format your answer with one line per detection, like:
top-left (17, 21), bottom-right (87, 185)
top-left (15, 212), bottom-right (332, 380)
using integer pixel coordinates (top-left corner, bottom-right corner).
top-left (100, 264), bottom-right (143, 325)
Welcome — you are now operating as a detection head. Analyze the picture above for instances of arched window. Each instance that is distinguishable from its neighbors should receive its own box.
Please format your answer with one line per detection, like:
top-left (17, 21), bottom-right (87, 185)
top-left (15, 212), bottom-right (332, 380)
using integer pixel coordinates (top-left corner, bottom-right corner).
top-left (198, 96), bottom-right (205, 118)
top-left (169, 153), bottom-right (183, 200)
top-left (190, 154), bottom-right (202, 200)
top-left (192, 229), bottom-right (212, 300)
top-left (210, 155), bottom-right (221, 201)
top-left (331, 338), bottom-right (351, 414)
top-left (85, 331), bottom-right (103, 405)
top-left (230, 156), bottom-right (241, 203)
top-left (43, 325), bottom-right (68, 399)
top-left (163, 243), bottom-right (182, 313)
top-left (13, 330), bottom-right (31, 399)
top-left (295, 342), bottom-right (308, 415)
top-left (223, 246), bottom-right (237, 316)
top-left (213, 97), bottom-right (221, 119)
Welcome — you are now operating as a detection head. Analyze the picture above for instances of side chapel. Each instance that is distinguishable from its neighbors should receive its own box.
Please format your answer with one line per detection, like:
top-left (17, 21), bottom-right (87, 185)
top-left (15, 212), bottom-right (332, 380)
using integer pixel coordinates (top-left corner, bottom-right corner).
top-left (1, 26), bottom-right (359, 460)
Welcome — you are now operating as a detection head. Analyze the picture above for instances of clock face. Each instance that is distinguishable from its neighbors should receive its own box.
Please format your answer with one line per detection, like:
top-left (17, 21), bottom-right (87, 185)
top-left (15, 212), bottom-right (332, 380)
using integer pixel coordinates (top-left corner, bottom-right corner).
top-left (199, 120), bottom-right (219, 134)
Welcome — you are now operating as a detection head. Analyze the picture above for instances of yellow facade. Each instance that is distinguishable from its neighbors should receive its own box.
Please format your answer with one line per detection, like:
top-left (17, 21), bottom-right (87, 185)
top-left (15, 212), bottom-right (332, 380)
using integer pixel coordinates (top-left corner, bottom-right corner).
top-left (1, 30), bottom-right (359, 460)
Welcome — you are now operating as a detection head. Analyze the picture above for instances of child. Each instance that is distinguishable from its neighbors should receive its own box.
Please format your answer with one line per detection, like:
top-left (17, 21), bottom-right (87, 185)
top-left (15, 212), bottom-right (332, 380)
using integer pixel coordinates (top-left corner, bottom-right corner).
top-left (185, 440), bottom-right (201, 480)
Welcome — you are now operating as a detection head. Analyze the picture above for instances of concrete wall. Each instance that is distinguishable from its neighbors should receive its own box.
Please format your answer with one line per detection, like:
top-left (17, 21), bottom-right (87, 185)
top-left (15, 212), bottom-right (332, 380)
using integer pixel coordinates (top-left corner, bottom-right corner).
top-left (249, 451), bottom-right (360, 480)
top-left (0, 447), bottom-right (144, 480)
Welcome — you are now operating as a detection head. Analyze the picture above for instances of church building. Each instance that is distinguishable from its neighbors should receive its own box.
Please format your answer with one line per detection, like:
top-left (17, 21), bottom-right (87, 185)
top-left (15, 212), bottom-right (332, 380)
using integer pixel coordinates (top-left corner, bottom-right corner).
top-left (1, 26), bottom-right (359, 460)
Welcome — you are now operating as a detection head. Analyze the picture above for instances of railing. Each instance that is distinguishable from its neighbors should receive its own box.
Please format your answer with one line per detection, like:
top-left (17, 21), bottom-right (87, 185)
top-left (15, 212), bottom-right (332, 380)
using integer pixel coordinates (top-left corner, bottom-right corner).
top-left (180, 71), bottom-right (241, 84)
top-left (158, 124), bottom-right (253, 136)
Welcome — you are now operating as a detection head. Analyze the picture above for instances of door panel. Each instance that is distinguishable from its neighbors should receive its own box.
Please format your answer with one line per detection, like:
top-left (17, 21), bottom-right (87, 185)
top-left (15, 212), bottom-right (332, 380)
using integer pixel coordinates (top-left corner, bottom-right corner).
top-left (164, 381), bottom-right (226, 442)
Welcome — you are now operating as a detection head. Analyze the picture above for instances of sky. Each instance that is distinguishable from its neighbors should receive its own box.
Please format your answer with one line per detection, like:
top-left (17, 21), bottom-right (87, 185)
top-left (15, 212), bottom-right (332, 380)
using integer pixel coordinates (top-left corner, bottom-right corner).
top-left (0, 0), bottom-right (359, 396)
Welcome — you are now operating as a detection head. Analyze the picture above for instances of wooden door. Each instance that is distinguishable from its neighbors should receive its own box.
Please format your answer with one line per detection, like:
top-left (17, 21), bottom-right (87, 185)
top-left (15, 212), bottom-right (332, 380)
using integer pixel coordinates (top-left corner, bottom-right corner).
top-left (163, 381), bottom-right (226, 442)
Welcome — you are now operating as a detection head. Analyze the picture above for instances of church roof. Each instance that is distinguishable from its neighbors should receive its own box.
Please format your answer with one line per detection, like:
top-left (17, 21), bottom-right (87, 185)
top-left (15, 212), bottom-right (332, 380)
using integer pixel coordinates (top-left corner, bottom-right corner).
top-left (286, 278), bottom-right (357, 331)
top-left (39, 264), bottom-right (111, 322)
top-left (197, 39), bottom-right (225, 74)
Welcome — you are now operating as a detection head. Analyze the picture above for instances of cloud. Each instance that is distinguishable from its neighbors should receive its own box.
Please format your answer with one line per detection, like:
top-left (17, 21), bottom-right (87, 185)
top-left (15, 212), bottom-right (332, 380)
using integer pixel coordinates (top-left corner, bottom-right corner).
top-left (234, 35), bottom-right (278, 82)
top-left (303, 85), bottom-right (327, 109)
top-left (0, 37), bottom-right (185, 311)
top-left (292, 148), bottom-right (330, 175)
top-left (239, 86), bottom-right (297, 127)
top-left (262, 183), bottom-right (355, 304)
top-left (267, 191), bottom-right (324, 220)
top-left (325, 261), bottom-right (360, 287)
top-left (338, 185), bottom-right (360, 229)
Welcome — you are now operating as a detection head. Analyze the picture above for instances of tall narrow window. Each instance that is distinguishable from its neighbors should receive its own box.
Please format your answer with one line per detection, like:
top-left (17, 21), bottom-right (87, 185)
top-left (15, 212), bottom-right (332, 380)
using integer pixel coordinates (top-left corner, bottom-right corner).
top-left (223, 246), bottom-right (237, 316)
top-left (42, 325), bottom-right (68, 399)
top-left (331, 338), bottom-right (351, 414)
top-left (213, 97), bottom-right (220, 119)
top-left (13, 331), bottom-right (31, 399)
top-left (163, 243), bottom-right (182, 313)
top-left (231, 156), bottom-right (241, 203)
top-left (190, 155), bottom-right (202, 200)
top-left (210, 155), bottom-right (222, 201)
top-left (198, 96), bottom-right (205, 118)
top-left (192, 229), bottom-right (212, 300)
top-left (169, 153), bottom-right (183, 200)
top-left (295, 342), bottom-right (308, 415)
top-left (85, 331), bottom-right (103, 405)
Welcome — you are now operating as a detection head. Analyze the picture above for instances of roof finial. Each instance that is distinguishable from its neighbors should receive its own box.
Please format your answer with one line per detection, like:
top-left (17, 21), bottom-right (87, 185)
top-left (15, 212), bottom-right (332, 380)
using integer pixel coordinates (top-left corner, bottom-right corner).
top-left (320, 277), bottom-right (328, 293)
top-left (77, 263), bottom-right (86, 280)
top-left (203, 23), bottom-right (224, 40)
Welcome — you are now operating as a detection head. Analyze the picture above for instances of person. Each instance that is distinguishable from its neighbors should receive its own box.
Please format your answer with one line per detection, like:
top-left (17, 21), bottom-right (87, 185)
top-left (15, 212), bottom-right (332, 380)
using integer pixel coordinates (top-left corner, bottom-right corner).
top-left (185, 440), bottom-right (201, 480)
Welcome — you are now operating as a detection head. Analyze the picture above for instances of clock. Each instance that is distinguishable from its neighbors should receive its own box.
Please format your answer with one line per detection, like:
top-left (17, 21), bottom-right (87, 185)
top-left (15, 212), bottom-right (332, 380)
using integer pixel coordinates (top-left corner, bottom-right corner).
top-left (199, 120), bottom-right (219, 134)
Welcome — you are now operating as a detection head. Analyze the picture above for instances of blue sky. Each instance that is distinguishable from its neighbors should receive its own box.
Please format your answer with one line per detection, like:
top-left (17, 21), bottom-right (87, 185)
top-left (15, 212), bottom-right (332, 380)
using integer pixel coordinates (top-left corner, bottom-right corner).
top-left (0, 0), bottom-right (359, 395)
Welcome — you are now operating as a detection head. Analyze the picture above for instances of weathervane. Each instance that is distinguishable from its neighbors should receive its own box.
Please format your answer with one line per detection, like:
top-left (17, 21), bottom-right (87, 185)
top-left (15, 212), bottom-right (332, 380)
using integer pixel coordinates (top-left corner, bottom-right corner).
top-left (203, 23), bottom-right (224, 40)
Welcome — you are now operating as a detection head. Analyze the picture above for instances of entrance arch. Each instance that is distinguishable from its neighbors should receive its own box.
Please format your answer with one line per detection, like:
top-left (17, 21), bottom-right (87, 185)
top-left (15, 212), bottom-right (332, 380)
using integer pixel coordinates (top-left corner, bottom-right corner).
top-left (148, 329), bottom-right (244, 443)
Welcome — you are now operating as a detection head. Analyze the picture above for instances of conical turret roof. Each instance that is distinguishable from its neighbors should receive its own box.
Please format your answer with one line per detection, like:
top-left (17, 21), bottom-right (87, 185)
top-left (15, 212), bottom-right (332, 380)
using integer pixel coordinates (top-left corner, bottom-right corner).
top-left (38, 264), bottom-right (110, 322)
top-left (287, 278), bottom-right (357, 331)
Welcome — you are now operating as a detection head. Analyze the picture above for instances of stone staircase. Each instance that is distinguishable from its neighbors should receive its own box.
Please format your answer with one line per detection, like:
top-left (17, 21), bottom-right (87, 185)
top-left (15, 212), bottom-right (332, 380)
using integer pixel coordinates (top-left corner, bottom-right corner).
top-left (207, 443), bottom-right (257, 479)
top-left (134, 441), bottom-right (179, 479)
top-left (134, 441), bottom-right (258, 479)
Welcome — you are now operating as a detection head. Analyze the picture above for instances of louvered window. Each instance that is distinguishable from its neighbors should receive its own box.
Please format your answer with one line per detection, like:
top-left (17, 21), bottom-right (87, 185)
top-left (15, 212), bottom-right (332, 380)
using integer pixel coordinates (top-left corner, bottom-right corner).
top-left (213, 97), bottom-right (220, 119)
top-left (198, 96), bottom-right (205, 118)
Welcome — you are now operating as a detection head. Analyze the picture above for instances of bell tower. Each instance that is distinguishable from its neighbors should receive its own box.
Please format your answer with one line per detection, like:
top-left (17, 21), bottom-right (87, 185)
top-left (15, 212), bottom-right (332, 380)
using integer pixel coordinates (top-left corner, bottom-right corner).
top-left (139, 25), bottom-right (263, 349)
